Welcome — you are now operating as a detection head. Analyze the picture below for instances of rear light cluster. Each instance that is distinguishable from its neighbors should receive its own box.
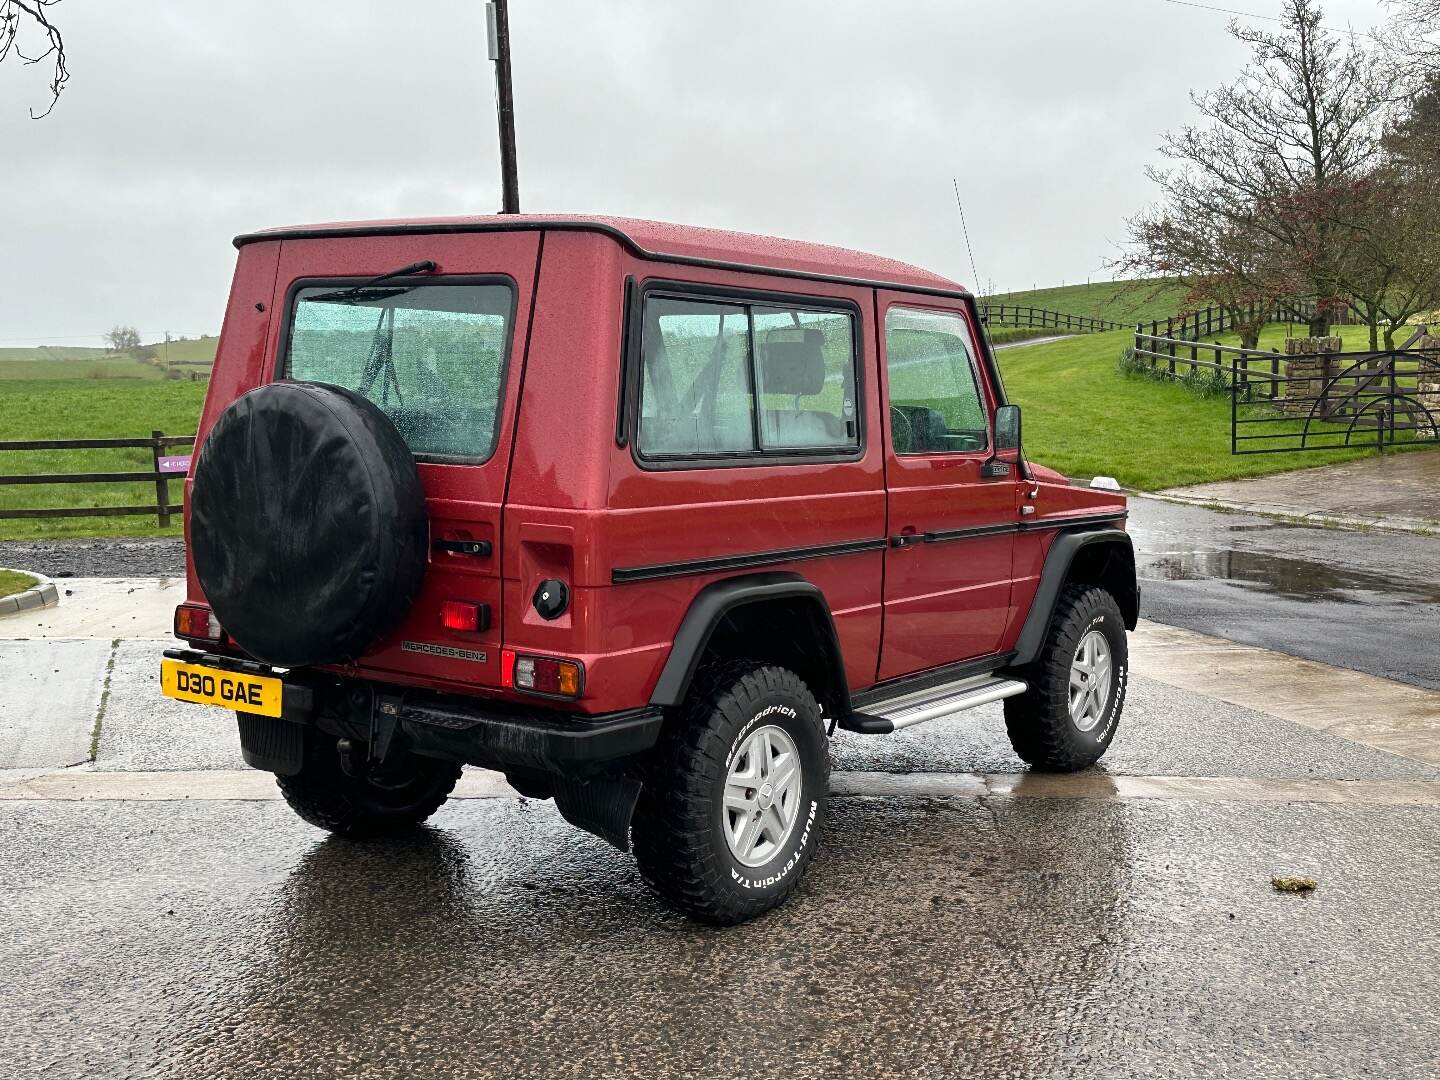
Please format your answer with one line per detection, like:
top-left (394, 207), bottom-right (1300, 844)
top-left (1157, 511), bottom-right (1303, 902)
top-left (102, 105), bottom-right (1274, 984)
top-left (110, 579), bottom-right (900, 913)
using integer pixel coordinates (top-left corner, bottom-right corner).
top-left (174, 603), bottom-right (222, 642)
top-left (501, 649), bottom-right (583, 698)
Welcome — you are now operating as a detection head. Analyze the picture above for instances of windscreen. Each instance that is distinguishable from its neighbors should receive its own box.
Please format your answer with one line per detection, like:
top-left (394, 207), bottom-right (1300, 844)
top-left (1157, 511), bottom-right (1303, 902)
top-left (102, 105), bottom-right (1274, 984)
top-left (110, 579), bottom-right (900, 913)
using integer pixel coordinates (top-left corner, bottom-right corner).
top-left (286, 281), bottom-right (513, 461)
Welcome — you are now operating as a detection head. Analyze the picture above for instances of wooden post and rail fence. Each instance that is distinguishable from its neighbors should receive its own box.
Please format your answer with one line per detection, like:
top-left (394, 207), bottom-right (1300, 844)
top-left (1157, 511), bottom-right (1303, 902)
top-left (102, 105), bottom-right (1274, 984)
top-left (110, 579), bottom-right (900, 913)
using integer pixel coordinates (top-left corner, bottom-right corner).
top-left (0, 432), bottom-right (195, 527)
top-left (978, 303), bottom-right (1126, 334)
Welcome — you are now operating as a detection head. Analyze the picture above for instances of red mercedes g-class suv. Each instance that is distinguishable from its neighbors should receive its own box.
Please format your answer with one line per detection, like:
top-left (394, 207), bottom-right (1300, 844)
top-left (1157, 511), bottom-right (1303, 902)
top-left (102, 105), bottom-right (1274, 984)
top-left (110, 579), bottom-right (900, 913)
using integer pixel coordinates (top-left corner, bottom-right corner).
top-left (162, 216), bottom-right (1136, 924)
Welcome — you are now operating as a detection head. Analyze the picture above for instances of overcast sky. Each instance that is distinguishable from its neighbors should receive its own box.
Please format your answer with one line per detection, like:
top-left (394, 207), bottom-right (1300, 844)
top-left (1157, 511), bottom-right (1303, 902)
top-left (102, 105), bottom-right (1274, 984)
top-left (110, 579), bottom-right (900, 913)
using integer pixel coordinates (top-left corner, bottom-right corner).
top-left (0, 0), bottom-right (1392, 347)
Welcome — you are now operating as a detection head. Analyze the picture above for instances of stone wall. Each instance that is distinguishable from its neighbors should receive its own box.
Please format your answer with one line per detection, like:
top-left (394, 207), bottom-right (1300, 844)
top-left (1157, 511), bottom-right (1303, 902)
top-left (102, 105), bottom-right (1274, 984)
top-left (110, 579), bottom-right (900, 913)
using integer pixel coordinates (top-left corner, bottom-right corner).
top-left (1418, 335), bottom-right (1440, 440)
top-left (1281, 337), bottom-right (1343, 415)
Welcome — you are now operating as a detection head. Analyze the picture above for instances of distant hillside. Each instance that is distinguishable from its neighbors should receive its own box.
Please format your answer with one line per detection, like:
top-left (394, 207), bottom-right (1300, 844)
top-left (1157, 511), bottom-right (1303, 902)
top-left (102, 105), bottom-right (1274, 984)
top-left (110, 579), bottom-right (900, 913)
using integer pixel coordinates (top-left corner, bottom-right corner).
top-left (0, 335), bottom-right (217, 380)
top-left (985, 279), bottom-right (1188, 326)
top-left (0, 345), bottom-right (109, 362)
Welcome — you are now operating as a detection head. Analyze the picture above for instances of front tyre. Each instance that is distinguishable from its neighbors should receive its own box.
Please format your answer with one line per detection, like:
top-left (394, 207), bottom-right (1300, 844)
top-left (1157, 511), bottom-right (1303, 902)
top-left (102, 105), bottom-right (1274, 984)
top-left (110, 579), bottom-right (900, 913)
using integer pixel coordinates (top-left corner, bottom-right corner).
top-left (1004, 585), bottom-right (1128, 772)
top-left (632, 663), bottom-right (829, 925)
top-left (276, 734), bottom-right (462, 837)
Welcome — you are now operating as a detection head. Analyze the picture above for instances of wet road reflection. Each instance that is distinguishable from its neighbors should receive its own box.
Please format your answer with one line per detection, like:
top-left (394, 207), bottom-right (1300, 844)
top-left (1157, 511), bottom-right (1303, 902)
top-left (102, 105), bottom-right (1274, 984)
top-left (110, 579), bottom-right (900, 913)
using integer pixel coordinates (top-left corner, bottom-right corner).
top-left (8, 792), bottom-right (1440, 1077)
top-left (155, 798), bottom-right (1133, 1078)
top-left (1128, 498), bottom-right (1440, 688)
top-left (1137, 547), bottom-right (1440, 605)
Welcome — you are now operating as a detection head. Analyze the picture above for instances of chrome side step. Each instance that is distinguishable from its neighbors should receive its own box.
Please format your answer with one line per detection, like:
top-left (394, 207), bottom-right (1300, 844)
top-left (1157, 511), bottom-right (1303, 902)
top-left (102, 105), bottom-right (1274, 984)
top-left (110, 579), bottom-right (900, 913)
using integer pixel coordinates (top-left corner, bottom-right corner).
top-left (840, 674), bottom-right (1028, 735)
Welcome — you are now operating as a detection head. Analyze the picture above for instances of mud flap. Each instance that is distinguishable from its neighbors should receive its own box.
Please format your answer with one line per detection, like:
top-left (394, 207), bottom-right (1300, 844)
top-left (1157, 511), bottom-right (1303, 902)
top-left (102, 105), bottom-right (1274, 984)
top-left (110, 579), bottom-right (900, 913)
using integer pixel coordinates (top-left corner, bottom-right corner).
top-left (237, 713), bottom-right (305, 776)
top-left (551, 773), bottom-right (643, 851)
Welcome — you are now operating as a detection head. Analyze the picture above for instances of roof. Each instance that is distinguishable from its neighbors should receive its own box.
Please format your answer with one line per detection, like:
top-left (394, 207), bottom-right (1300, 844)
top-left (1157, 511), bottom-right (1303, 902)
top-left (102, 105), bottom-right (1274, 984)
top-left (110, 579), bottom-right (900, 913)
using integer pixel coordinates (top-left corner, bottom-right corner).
top-left (233, 214), bottom-right (969, 297)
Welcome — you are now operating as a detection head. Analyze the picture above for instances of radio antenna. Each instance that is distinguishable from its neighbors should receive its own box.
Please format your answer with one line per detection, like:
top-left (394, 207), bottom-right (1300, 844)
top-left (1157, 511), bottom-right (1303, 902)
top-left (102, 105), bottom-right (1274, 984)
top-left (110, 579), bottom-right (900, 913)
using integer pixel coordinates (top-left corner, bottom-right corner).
top-left (952, 178), bottom-right (983, 297)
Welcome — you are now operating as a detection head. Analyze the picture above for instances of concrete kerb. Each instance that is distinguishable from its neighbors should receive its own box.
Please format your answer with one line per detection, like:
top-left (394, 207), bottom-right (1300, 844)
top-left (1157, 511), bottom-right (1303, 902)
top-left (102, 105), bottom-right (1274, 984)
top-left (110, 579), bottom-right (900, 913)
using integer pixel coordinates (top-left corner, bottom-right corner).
top-left (0, 570), bottom-right (59, 618)
top-left (1132, 490), bottom-right (1440, 536)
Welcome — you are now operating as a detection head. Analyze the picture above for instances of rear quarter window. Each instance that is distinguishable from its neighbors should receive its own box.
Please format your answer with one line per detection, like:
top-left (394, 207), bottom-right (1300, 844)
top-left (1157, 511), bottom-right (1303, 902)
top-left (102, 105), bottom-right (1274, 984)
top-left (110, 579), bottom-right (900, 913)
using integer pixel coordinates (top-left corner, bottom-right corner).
top-left (285, 280), bottom-right (513, 461)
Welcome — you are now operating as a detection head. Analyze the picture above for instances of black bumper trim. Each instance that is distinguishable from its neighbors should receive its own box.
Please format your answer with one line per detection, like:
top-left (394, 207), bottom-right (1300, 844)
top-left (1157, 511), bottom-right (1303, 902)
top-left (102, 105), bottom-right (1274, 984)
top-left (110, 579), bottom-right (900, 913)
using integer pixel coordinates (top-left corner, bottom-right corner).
top-left (163, 648), bottom-right (663, 773)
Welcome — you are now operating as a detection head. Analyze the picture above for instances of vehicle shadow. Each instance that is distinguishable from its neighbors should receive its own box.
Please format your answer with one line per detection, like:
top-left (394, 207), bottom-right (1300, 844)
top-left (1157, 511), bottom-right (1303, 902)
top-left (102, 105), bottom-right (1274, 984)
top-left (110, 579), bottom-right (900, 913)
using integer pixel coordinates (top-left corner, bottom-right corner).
top-left (157, 791), bottom-right (1135, 1078)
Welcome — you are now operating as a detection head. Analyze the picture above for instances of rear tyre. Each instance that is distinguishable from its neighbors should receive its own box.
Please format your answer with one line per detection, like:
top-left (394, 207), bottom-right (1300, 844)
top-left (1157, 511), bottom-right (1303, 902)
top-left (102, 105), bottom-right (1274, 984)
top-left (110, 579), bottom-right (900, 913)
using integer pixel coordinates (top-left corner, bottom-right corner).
top-left (276, 736), bottom-right (462, 837)
top-left (1004, 585), bottom-right (1127, 772)
top-left (632, 662), bottom-right (829, 925)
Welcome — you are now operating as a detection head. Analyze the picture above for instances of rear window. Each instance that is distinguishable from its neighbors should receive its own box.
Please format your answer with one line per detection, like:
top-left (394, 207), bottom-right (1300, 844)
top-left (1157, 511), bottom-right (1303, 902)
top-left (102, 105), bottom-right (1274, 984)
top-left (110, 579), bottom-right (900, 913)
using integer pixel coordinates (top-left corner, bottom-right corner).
top-left (285, 280), bottom-right (513, 461)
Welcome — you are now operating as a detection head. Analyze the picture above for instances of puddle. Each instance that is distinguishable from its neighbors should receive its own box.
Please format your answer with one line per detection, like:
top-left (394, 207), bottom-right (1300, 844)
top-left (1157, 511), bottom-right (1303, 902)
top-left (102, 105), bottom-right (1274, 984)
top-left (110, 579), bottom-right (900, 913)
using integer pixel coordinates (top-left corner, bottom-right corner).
top-left (1137, 548), bottom-right (1440, 604)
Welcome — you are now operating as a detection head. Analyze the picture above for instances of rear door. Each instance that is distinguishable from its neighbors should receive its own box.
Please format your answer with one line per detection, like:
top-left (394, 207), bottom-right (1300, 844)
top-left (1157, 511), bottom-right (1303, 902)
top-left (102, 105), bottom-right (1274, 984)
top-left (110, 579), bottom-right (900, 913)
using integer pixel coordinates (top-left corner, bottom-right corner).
top-left (876, 294), bottom-right (1018, 681)
top-left (269, 232), bottom-right (540, 692)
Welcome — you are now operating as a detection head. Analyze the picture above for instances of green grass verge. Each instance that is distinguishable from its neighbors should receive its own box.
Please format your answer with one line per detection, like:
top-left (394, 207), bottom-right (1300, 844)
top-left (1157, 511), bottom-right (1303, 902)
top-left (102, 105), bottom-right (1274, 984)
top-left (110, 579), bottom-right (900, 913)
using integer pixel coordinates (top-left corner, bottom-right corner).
top-left (997, 331), bottom-right (1423, 490)
top-left (987, 279), bottom-right (1189, 326)
top-left (1202, 322), bottom-right (1393, 352)
top-left (0, 569), bottom-right (38, 598)
top-left (0, 379), bottom-right (206, 540)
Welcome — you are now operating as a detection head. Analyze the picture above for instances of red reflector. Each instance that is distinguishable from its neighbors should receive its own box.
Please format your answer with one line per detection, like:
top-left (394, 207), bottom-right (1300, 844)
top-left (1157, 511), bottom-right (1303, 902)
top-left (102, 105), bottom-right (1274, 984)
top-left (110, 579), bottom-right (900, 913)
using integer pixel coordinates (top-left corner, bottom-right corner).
top-left (500, 649), bottom-right (516, 688)
top-left (174, 604), bottom-right (220, 641)
top-left (441, 601), bottom-right (481, 632)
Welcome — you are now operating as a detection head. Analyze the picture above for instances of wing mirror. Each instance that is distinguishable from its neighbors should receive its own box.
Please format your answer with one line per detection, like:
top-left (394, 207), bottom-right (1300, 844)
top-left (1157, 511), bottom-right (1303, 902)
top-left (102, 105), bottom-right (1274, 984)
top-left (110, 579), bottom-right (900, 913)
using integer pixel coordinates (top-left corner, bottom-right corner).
top-left (981, 405), bottom-right (1022, 478)
top-left (994, 404), bottom-right (1022, 452)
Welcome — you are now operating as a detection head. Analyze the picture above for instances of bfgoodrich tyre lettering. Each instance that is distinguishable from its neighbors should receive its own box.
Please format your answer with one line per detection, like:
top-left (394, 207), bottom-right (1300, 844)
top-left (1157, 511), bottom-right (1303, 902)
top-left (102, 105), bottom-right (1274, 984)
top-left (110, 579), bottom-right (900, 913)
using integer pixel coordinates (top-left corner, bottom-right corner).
top-left (632, 662), bottom-right (829, 925)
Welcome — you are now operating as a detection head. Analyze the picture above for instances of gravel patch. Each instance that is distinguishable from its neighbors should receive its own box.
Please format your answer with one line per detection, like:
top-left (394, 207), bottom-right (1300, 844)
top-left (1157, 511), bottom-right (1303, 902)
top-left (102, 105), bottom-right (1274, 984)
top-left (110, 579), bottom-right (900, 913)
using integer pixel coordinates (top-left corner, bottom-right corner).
top-left (0, 538), bottom-right (185, 579)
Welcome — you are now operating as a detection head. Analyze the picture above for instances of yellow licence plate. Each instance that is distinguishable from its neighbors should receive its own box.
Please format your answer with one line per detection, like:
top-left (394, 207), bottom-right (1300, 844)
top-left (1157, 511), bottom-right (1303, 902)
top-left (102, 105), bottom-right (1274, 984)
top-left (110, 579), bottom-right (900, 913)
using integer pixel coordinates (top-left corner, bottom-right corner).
top-left (160, 659), bottom-right (283, 718)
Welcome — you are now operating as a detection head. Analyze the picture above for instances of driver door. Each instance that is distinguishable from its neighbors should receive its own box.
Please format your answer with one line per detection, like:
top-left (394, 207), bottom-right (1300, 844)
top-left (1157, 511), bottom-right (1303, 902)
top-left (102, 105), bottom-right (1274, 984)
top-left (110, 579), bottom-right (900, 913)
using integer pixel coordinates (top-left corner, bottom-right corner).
top-left (876, 295), bottom-right (1018, 681)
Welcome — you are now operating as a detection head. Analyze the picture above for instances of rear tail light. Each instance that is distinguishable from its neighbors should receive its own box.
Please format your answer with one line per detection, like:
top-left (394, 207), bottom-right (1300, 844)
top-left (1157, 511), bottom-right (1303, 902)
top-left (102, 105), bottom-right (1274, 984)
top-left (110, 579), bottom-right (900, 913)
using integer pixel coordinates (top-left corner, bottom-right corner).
top-left (501, 649), bottom-right (583, 698)
top-left (174, 603), bottom-right (222, 642)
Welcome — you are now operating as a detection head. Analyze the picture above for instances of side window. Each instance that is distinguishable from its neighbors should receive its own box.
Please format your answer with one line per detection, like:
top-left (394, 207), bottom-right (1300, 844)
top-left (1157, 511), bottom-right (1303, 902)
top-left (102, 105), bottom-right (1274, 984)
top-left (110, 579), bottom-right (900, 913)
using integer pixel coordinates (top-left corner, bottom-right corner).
top-left (637, 294), bottom-right (859, 460)
top-left (884, 306), bottom-right (990, 455)
top-left (639, 299), bottom-right (753, 457)
top-left (752, 307), bottom-right (858, 450)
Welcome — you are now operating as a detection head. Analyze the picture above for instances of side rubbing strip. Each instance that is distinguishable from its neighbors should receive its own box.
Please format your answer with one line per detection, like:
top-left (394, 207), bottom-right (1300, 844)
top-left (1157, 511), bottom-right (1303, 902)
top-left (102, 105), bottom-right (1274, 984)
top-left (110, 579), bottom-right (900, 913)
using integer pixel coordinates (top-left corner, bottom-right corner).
top-left (612, 538), bottom-right (887, 584)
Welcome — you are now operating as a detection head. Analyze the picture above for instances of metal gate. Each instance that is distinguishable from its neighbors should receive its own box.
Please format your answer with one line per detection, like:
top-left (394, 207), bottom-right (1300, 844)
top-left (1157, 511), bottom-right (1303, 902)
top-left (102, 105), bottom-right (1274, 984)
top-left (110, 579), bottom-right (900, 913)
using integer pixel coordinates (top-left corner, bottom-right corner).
top-left (1231, 342), bottom-right (1440, 456)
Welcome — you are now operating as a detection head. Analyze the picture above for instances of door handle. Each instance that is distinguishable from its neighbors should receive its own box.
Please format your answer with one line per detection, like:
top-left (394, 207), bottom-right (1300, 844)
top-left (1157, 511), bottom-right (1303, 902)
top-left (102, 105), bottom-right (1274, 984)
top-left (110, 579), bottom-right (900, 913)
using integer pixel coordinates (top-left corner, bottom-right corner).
top-left (890, 528), bottom-right (920, 549)
top-left (433, 538), bottom-right (492, 557)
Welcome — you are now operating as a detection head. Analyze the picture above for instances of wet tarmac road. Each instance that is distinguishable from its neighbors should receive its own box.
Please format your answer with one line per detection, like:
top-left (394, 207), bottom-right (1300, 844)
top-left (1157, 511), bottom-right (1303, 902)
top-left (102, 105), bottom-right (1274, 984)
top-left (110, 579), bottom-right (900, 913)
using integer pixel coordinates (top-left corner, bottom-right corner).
top-left (5, 792), bottom-right (1438, 1080)
top-left (1129, 498), bottom-right (1440, 689)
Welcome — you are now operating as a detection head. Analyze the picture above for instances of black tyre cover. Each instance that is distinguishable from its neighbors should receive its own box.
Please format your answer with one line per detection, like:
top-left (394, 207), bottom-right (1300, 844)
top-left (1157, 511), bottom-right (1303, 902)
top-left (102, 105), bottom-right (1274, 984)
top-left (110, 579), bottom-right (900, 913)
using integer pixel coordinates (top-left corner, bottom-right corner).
top-left (191, 382), bottom-right (428, 668)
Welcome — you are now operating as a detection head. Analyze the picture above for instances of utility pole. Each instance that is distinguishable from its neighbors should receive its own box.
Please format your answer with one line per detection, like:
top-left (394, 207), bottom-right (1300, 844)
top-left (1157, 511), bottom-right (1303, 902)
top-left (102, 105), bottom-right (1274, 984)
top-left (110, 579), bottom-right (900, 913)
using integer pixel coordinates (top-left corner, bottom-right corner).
top-left (486, 0), bottom-right (520, 214)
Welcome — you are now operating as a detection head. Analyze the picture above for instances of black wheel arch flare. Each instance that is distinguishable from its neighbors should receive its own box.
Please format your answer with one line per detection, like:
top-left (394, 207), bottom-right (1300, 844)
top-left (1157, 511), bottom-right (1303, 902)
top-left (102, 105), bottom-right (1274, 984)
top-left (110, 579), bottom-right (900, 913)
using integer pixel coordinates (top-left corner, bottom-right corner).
top-left (649, 572), bottom-right (851, 717)
top-left (1010, 528), bottom-right (1138, 668)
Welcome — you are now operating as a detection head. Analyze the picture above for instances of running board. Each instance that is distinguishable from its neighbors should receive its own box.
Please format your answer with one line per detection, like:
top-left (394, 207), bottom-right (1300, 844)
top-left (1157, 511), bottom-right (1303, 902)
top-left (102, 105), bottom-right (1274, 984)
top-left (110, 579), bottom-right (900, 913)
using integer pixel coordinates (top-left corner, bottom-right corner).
top-left (840, 674), bottom-right (1028, 735)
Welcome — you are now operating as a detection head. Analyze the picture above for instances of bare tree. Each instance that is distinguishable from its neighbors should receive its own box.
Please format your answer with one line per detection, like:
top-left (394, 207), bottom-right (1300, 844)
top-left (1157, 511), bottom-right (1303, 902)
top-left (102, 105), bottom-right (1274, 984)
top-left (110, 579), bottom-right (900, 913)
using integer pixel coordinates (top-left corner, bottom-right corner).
top-left (105, 325), bottom-right (141, 353)
top-left (0, 0), bottom-right (67, 118)
top-left (1120, 190), bottom-right (1292, 348)
top-left (1129, 0), bottom-right (1395, 337)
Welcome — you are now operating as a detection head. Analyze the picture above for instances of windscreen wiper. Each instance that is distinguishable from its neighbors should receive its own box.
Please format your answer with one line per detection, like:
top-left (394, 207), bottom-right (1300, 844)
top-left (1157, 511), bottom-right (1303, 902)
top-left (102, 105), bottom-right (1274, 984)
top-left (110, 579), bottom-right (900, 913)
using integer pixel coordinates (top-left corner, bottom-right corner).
top-left (304, 259), bottom-right (438, 304)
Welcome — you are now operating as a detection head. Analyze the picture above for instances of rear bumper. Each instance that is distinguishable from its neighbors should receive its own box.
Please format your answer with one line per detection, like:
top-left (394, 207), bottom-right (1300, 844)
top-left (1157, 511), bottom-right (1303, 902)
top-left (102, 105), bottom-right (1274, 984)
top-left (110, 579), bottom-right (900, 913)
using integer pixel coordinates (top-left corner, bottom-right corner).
top-left (164, 648), bottom-right (664, 774)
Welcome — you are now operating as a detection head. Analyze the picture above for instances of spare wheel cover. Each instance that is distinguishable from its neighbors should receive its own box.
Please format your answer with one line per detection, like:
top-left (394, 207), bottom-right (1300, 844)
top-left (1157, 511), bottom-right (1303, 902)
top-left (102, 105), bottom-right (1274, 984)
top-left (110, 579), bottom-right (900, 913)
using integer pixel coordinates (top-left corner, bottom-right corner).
top-left (190, 381), bottom-right (428, 668)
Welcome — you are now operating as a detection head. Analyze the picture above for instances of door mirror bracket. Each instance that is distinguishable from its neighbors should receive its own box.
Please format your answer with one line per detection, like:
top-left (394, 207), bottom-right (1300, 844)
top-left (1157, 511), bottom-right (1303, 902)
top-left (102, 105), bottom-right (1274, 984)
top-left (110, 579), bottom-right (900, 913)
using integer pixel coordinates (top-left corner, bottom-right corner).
top-left (981, 404), bottom-right (1022, 478)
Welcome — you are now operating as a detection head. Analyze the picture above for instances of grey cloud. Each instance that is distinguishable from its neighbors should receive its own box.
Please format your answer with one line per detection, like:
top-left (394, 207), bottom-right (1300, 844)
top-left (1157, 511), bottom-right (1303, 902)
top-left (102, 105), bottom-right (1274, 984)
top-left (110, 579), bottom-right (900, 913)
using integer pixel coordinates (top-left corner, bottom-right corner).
top-left (0, 0), bottom-right (1389, 344)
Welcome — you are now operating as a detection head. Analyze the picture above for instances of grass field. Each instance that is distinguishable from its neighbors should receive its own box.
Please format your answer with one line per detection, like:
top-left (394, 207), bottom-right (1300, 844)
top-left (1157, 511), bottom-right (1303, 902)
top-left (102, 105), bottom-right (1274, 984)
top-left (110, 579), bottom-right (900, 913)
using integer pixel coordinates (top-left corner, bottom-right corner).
top-left (0, 569), bottom-right (38, 598)
top-left (0, 380), bottom-right (206, 540)
top-left (996, 330), bottom-right (1418, 489)
top-left (987, 279), bottom-right (1189, 326)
